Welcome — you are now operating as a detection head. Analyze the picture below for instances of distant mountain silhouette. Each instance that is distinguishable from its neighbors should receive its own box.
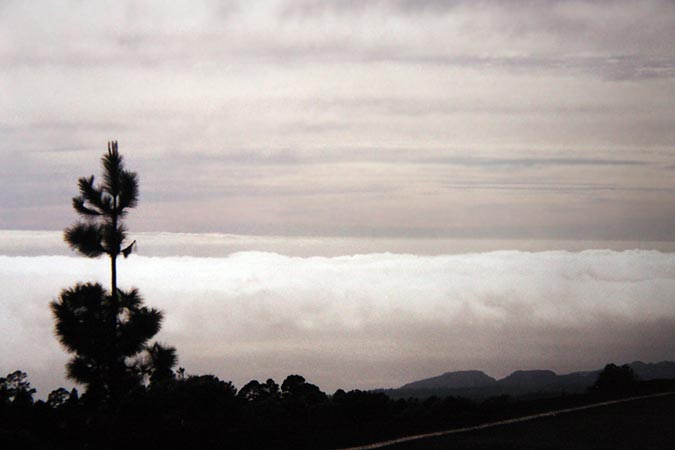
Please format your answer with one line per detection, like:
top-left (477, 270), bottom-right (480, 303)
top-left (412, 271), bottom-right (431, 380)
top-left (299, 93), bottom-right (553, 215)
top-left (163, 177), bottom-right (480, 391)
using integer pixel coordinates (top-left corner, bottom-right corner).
top-left (498, 370), bottom-right (558, 389)
top-left (400, 370), bottom-right (496, 390)
top-left (630, 360), bottom-right (675, 380)
top-left (380, 361), bottom-right (675, 400)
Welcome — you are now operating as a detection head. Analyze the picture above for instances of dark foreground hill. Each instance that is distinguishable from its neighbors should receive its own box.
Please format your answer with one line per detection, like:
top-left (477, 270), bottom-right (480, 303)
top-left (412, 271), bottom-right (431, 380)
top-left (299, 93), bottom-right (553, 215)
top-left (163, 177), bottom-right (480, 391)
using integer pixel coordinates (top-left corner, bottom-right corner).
top-left (2, 366), bottom-right (673, 449)
top-left (381, 361), bottom-right (675, 400)
top-left (384, 392), bottom-right (675, 450)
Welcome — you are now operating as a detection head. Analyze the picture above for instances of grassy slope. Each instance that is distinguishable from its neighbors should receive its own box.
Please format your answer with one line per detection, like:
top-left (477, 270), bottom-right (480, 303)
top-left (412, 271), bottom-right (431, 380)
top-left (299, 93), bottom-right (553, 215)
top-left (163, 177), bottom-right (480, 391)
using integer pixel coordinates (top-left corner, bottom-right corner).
top-left (385, 393), bottom-right (675, 450)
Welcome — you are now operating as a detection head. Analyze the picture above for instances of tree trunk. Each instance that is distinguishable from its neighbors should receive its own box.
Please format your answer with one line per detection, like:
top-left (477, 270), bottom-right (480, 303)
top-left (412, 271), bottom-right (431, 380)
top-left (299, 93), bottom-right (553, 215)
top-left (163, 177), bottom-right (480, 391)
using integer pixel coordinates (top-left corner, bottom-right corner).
top-left (111, 197), bottom-right (119, 306)
top-left (111, 253), bottom-right (117, 300)
top-left (109, 198), bottom-right (121, 402)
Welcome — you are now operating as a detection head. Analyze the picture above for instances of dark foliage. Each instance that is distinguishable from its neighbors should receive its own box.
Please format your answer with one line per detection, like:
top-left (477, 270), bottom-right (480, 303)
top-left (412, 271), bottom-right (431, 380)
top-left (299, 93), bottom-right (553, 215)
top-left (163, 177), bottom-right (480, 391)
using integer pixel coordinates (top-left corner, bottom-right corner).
top-left (0, 371), bottom-right (36, 408)
top-left (139, 342), bottom-right (179, 385)
top-left (50, 283), bottom-right (164, 401)
top-left (53, 142), bottom-right (176, 405)
top-left (591, 363), bottom-right (639, 394)
top-left (238, 378), bottom-right (281, 402)
top-left (46, 388), bottom-right (71, 409)
top-left (1, 370), bottom-right (674, 450)
top-left (65, 143), bottom-right (138, 261)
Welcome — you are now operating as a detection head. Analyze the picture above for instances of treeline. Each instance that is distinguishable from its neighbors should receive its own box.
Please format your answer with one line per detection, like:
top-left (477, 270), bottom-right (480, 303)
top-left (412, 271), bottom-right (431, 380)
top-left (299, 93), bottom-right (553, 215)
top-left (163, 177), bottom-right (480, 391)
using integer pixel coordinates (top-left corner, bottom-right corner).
top-left (2, 366), bottom-right (674, 449)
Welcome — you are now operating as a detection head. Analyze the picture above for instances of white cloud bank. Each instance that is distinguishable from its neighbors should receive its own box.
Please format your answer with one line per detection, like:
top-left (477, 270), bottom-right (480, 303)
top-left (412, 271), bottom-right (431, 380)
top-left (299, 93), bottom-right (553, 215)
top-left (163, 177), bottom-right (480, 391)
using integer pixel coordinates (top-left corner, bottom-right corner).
top-left (1, 249), bottom-right (674, 397)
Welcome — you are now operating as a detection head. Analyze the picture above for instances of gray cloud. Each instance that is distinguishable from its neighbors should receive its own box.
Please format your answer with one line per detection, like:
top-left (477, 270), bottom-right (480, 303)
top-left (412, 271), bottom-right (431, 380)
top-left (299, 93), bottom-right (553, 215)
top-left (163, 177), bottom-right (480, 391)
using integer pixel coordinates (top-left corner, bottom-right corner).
top-left (2, 246), bottom-right (674, 397)
top-left (1, 0), bottom-right (675, 238)
top-left (3, 0), bottom-right (673, 81)
top-left (281, 0), bottom-right (516, 17)
top-left (279, 0), bottom-right (675, 80)
top-left (415, 156), bottom-right (648, 167)
top-left (307, 96), bottom-right (673, 117)
top-left (133, 144), bottom-right (651, 168)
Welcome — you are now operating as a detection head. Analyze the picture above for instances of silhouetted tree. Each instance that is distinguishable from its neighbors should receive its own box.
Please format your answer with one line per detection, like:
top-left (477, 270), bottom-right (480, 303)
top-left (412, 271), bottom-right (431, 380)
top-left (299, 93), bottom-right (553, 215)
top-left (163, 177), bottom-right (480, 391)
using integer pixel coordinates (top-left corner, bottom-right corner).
top-left (591, 363), bottom-right (639, 394)
top-left (239, 378), bottom-right (281, 402)
top-left (47, 387), bottom-right (71, 408)
top-left (170, 375), bottom-right (238, 419)
top-left (0, 370), bottom-right (35, 407)
top-left (263, 378), bottom-right (281, 399)
top-left (139, 342), bottom-right (178, 386)
top-left (65, 141), bottom-right (138, 296)
top-left (239, 380), bottom-right (265, 402)
top-left (281, 374), bottom-right (327, 404)
top-left (51, 142), bottom-right (176, 404)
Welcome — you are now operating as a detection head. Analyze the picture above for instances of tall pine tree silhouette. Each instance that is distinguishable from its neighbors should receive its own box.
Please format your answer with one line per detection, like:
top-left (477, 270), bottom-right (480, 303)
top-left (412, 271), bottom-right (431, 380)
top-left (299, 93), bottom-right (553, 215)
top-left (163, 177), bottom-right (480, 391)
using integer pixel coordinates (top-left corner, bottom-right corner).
top-left (51, 141), bottom-right (176, 404)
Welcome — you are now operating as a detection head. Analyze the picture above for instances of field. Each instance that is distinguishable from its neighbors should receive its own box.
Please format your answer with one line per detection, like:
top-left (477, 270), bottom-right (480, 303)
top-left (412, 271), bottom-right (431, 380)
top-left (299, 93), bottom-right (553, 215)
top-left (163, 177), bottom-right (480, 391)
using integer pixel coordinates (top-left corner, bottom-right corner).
top-left (383, 393), bottom-right (675, 450)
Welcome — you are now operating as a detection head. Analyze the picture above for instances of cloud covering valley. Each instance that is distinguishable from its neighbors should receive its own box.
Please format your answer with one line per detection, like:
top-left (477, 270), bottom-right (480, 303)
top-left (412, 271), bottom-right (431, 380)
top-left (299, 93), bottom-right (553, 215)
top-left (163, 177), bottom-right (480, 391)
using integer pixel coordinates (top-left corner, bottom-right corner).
top-left (2, 247), bottom-right (674, 397)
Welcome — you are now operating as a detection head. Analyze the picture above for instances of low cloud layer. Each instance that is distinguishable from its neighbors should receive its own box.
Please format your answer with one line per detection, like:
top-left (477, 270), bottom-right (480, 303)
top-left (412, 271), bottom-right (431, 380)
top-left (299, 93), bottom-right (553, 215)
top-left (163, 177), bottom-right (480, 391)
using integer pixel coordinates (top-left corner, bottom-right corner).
top-left (2, 248), bottom-right (674, 397)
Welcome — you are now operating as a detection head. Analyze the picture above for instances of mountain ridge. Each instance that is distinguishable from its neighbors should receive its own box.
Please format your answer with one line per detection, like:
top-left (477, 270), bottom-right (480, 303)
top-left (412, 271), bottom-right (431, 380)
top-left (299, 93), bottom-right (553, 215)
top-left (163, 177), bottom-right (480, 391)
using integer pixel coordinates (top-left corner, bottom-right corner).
top-left (379, 361), bottom-right (675, 400)
top-left (400, 370), bottom-right (497, 390)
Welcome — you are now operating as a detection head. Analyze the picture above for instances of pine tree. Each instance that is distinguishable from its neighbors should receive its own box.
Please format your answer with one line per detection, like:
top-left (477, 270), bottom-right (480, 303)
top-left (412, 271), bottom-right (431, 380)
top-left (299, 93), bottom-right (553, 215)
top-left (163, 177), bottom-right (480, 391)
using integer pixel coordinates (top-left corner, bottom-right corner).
top-left (51, 141), bottom-right (176, 404)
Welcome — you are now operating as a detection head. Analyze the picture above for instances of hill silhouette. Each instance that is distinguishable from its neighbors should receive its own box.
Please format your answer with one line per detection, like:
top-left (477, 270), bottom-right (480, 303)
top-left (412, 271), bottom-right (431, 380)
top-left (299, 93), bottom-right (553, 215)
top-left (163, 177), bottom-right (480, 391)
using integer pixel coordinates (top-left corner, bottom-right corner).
top-left (498, 370), bottom-right (558, 388)
top-left (400, 370), bottom-right (497, 390)
top-left (382, 361), bottom-right (675, 400)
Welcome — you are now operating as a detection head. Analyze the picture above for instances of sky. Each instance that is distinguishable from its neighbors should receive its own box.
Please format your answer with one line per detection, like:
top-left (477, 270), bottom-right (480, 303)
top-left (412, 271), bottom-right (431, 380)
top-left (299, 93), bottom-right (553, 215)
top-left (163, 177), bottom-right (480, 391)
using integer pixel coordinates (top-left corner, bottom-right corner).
top-left (1, 1), bottom-right (675, 397)
top-left (2, 0), bottom-right (675, 239)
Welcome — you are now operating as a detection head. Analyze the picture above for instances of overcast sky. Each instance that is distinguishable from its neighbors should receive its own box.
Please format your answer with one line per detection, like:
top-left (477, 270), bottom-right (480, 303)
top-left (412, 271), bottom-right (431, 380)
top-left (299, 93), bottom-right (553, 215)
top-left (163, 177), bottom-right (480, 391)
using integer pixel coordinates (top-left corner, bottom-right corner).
top-left (2, 0), bottom-right (675, 239)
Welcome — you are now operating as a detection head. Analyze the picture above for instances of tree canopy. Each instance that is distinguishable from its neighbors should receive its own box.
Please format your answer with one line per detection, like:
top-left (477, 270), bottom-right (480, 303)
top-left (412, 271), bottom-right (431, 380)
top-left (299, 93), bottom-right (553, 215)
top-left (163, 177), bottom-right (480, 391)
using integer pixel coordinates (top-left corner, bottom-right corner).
top-left (51, 141), bottom-right (176, 405)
